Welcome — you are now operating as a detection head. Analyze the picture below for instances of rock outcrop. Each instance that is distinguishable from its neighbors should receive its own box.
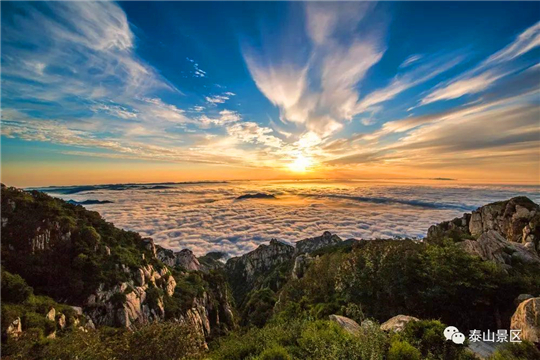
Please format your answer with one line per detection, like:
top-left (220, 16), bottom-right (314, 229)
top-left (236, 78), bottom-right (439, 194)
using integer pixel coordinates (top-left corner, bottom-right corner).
top-left (86, 264), bottom-right (171, 329)
top-left (295, 231), bottom-right (342, 254)
top-left (6, 318), bottom-right (22, 338)
top-left (328, 314), bottom-right (361, 335)
top-left (225, 239), bottom-right (295, 302)
top-left (458, 230), bottom-right (540, 266)
top-left (511, 297), bottom-right (540, 343)
top-left (292, 254), bottom-right (314, 279)
top-left (427, 197), bottom-right (540, 265)
top-left (380, 315), bottom-right (419, 332)
top-left (225, 232), bottom-right (346, 302)
top-left (226, 239), bottom-right (295, 286)
top-left (156, 246), bottom-right (201, 271)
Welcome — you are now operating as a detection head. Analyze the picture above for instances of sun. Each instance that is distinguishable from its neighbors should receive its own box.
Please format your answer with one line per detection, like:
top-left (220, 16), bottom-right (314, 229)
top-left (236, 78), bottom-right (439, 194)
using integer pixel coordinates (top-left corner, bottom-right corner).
top-left (288, 154), bottom-right (312, 173)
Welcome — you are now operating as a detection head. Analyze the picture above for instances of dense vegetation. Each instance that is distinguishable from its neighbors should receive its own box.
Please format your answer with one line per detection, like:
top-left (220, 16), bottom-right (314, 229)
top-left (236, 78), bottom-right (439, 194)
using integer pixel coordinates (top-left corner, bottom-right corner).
top-left (274, 240), bottom-right (540, 331)
top-left (1, 185), bottom-right (160, 304)
top-left (2, 185), bottom-right (540, 359)
top-left (4, 322), bottom-right (206, 360)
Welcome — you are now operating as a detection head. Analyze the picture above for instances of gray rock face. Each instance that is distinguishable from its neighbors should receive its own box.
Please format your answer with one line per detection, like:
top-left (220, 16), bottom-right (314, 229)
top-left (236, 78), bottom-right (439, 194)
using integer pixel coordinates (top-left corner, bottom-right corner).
top-left (458, 230), bottom-right (540, 266)
top-left (515, 294), bottom-right (535, 306)
top-left (156, 246), bottom-right (201, 271)
top-left (226, 239), bottom-right (295, 285)
top-left (295, 231), bottom-right (342, 254)
top-left (511, 297), bottom-right (540, 343)
top-left (292, 254), bottom-right (314, 279)
top-left (86, 264), bottom-right (171, 329)
top-left (380, 315), bottom-right (419, 332)
top-left (468, 197), bottom-right (539, 244)
top-left (427, 197), bottom-right (540, 264)
top-left (328, 314), bottom-right (361, 335)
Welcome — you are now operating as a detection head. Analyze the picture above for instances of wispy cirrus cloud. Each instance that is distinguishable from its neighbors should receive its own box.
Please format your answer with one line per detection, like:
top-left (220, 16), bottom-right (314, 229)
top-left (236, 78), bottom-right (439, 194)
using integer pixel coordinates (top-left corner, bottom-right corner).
top-left (421, 21), bottom-right (540, 105)
top-left (244, 2), bottom-right (385, 137)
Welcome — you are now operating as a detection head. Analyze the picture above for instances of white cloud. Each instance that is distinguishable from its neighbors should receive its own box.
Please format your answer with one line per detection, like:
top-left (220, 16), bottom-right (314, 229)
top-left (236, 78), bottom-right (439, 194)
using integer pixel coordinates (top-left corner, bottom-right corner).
top-left (400, 54), bottom-right (423, 68)
top-left (244, 2), bottom-right (385, 137)
top-left (205, 92), bottom-right (236, 105)
top-left (356, 55), bottom-right (463, 113)
top-left (421, 72), bottom-right (504, 104)
top-left (484, 21), bottom-right (540, 65)
top-left (46, 181), bottom-right (540, 256)
top-left (227, 122), bottom-right (284, 148)
top-left (421, 21), bottom-right (540, 106)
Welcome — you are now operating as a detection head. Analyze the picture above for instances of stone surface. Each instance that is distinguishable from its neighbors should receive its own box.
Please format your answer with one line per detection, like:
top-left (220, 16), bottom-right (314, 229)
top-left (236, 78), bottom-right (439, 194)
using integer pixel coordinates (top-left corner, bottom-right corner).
top-left (514, 294), bottom-right (535, 306)
top-left (58, 313), bottom-right (66, 329)
top-left (511, 297), bottom-right (540, 343)
top-left (295, 231), bottom-right (342, 254)
top-left (380, 315), bottom-right (419, 332)
top-left (458, 230), bottom-right (540, 266)
top-left (46, 307), bottom-right (56, 322)
top-left (6, 317), bottom-right (22, 338)
top-left (291, 254), bottom-right (314, 279)
top-left (427, 197), bottom-right (540, 266)
top-left (156, 246), bottom-right (201, 271)
top-left (328, 314), bottom-right (361, 335)
top-left (226, 239), bottom-right (295, 285)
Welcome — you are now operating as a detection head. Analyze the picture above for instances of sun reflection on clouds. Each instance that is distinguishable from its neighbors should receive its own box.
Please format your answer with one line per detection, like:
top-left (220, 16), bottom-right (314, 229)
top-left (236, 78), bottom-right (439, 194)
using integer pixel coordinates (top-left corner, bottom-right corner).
top-left (45, 180), bottom-right (540, 257)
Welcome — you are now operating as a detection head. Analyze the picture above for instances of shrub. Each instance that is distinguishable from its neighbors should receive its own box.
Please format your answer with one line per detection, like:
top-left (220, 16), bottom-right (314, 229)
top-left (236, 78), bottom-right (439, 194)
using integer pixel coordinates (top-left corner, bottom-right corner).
top-left (489, 341), bottom-right (540, 360)
top-left (388, 340), bottom-right (421, 360)
top-left (2, 269), bottom-right (33, 303)
top-left (258, 345), bottom-right (292, 360)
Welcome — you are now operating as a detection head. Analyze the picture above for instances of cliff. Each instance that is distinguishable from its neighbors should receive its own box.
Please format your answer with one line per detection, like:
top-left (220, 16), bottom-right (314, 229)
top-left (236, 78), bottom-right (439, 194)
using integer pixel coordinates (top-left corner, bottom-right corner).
top-left (0, 185), bottom-right (235, 345)
top-left (426, 196), bottom-right (540, 266)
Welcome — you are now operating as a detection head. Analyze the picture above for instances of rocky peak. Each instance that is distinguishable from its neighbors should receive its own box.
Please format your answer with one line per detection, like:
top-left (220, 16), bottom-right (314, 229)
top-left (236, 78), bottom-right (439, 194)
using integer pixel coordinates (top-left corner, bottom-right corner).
top-left (427, 197), bottom-right (540, 266)
top-left (225, 239), bottom-right (294, 302)
top-left (156, 246), bottom-right (201, 271)
top-left (468, 196), bottom-right (539, 243)
top-left (295, 231), bottom-right (342, 254)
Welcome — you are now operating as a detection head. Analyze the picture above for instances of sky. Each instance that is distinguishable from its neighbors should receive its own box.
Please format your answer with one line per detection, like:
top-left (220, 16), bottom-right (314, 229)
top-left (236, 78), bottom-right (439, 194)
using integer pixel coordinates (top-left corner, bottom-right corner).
top-left (2, 1), bottom-right (539, 187)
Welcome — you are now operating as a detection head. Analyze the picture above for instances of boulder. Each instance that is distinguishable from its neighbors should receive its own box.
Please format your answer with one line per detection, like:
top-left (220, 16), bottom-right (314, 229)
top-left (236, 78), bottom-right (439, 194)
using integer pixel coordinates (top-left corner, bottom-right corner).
top-left (511, 297), bottom-right (540, 343)
top-left (46, 307), bottom-right (56, 322)
top-left (71, 306), bottom-right (83, 316)
top-left (6, 317), bottom-right (22, 338)
top-left (458, 230), bottom-right (540, 266)
top-left (380, 315), bottom-right (419, 332)
top-left (328, 314), bottom-right (361, 335)
top-left (142, 238), bottom-right (157, 258)
top-left (514, 294), bottom-right (534, 307)
top-left (58, 313), bottom-right (66, 329)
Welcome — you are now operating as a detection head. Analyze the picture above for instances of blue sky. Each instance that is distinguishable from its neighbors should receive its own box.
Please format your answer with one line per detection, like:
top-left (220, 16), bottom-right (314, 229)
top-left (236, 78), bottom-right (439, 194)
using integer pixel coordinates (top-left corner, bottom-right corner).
top-left (2, 2), bottom-right (539, 186)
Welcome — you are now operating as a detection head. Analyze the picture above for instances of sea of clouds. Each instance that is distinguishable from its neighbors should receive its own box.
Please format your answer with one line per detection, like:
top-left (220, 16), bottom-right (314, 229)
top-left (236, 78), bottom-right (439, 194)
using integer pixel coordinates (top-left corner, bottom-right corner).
top-left (41, 180), bottom-right (540, 257)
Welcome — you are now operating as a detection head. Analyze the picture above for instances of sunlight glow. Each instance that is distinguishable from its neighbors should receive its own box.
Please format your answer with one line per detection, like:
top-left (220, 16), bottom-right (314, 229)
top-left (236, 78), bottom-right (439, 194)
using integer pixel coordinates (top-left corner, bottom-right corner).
top-left (288, 154), bottom-right (312, 173)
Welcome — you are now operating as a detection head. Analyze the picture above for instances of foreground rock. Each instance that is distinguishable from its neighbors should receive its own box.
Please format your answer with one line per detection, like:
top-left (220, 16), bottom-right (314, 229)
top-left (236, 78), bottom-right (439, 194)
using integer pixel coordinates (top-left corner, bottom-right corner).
top-left (427, 197), bottom-right (540, 265)
top-left (458, 230), bottom-right (540, 266)
top-left (329, 315), bottom-right (361, 335)
top-left (511, 297), bottom-right (540, 343)
top-left (380, 315), bottom-right (419, 332)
